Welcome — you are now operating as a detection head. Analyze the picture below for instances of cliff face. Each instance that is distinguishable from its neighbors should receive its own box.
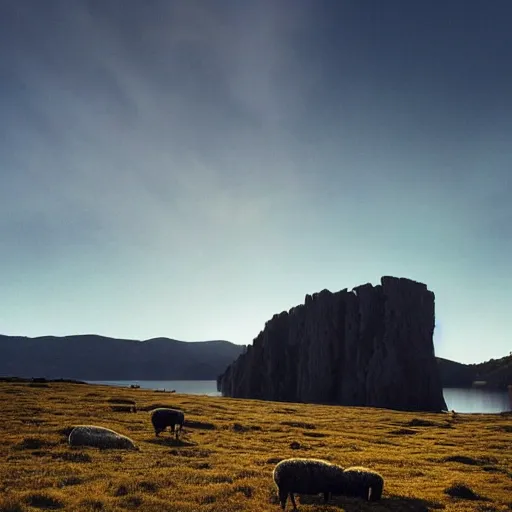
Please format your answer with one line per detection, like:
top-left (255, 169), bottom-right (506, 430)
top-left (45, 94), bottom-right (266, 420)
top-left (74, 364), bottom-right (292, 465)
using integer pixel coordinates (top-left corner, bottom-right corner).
top-left (218, 277), bottom-right (447, 412)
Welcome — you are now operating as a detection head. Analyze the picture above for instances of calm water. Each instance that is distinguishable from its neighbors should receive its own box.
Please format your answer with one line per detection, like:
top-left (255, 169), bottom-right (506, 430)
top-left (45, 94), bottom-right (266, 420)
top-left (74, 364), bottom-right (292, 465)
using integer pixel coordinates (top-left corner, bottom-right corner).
top-left (88, 380), bottom-right (220, 396)
top-left (443, 387), bottom-right (510, 414)
top-left (88, 381), bottom-right (511, 413)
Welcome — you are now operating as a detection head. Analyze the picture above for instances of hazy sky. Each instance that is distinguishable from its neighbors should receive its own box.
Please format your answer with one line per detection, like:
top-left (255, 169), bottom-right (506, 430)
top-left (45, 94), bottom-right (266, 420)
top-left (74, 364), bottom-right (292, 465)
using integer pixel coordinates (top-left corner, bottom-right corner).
top-left (1, 1), bottom-right (511, 364)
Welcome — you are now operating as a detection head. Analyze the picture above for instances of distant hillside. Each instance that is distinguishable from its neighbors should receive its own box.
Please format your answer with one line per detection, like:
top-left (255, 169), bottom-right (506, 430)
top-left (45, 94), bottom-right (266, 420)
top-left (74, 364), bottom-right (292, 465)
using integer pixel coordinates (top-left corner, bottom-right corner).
top-left (0, 335), bottom-right (246, 380)
top-left (2, 333), bottom-right (509, 388)
top-left (437, 354), bottom-right (512, 390)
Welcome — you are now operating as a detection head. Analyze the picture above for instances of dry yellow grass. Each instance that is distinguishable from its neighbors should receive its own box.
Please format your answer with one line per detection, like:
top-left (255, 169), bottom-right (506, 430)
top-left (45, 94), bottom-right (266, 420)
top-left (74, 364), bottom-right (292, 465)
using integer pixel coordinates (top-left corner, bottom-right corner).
top-left (0, 381), bottom-right (510, 511)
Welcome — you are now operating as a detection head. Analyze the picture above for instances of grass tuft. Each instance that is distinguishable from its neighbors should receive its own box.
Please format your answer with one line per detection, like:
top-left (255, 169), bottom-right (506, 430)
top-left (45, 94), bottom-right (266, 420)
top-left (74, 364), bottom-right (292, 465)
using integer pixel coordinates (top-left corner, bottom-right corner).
top-left (107, 398), bottom-right (136, 405)
top-left (120, 495), bottom-right (143, 508)
top-left (59, 476), bottom-right (83, 487)
top-left (114, 485), bottom-right (129, 497)
top-left (78, 499), bottom-right (104, 511)
top-left (234, 485), bottom-right (253, 498)
top-left (280, 421), bottom-right (316, 429)
top-left (52, 450), bottom-right (92, 462)
top-left (137, 482), bottom-right (158, 493)
top-left (0, 496), bottom-right (26, 512)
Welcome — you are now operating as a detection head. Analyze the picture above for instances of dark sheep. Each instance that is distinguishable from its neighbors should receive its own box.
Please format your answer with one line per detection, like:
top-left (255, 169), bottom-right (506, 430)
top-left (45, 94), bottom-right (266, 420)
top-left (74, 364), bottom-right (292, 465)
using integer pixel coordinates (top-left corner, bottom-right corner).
top-left (150, 407), bottom-right (185, 438)
top-left (272, 458), bottom-right (345, 510)
top-left (338, 466), bottom-right (384, 501)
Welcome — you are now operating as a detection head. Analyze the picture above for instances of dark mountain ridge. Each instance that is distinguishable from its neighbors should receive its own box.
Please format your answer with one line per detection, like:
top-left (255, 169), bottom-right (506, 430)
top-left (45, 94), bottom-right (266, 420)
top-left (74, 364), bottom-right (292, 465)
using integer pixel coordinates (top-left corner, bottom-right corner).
top-left (0, 334), bottom-right (245, 380)
top-left (437, 353), bottom-right (512, 390)
top-left (1, 333), bottom-right (509, 388)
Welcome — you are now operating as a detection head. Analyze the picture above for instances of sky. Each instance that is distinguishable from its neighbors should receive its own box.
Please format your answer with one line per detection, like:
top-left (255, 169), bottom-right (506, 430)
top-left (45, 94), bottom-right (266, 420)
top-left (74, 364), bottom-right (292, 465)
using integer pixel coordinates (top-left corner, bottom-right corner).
top-left (0, 1), bottom-right (511, 364)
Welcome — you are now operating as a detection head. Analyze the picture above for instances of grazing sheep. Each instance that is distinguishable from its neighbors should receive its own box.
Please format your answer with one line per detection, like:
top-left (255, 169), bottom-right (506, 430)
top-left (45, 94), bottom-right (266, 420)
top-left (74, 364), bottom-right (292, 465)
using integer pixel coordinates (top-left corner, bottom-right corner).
top-left (273, 458), bottom-right (345, 510)
top-left (150, 408), bottom-right (185, 438)
top-left (68, 425), bottom-right (137, 450)
top-left (338, 466), bottom-right (384, 501)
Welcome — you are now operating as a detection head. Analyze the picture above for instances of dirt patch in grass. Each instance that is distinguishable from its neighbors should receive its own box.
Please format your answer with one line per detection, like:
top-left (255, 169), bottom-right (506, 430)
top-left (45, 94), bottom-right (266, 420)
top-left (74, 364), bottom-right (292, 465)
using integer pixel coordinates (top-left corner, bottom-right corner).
top-left (191, 461), bottom-right (211, 470)
top-left (302, 431), bottom-right (328, 438)
top-left (231, 422), bottom-right (261, 432)
top-left (495, 425), bottom-right (512, 433)
top-left (79, 499), bottom-right (104, 511)
top-left (24, 492), bottom-right (64, 509)
top-left (442, 455), bottom-right (497, 466)
top-left (109, 405), bottom-right (137, 413)
top-left (107, 398), bottom-right (136, 405)
top-left (137, 481), bottom-right (159, 493)
top-left (14, 437), bottom-right (56, 451)
top-left (119, 495), bottom-right (143, 508)
top-left (233, 484), bottom-right (253, 498)
top-left (184, 419), bottom-right (216, 430)
top-left (52, 451), bottom-right (92, 463)
top-left (407, 418), bottom-right (450, 428)
top-left (169, 448), bottom-right (211, 458)
top-left (444, 483), bottom-right (484, 500)
top-left (280, 421), bottom-right (316, 429)
top-left (146, 438), bottom-right (195, 448)
top-left (391, 428), bottom-right (417, 435)
top-left (59, 476), bottom-right (84, 487)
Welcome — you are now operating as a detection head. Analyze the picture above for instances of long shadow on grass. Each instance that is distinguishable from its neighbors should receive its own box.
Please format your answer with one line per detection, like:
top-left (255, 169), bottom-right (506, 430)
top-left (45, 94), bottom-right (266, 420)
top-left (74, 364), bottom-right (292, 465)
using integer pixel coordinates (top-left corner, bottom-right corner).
top-left (145, 437), bottom-right (196, 447)
top-left (299, 494), bottom-right (445, 511)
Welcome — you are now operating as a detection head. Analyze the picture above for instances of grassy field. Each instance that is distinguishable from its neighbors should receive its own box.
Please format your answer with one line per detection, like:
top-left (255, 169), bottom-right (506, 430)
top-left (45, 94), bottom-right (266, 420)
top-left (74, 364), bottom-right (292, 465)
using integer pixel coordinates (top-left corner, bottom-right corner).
top-left (0, 382), bottom-right (510, 512)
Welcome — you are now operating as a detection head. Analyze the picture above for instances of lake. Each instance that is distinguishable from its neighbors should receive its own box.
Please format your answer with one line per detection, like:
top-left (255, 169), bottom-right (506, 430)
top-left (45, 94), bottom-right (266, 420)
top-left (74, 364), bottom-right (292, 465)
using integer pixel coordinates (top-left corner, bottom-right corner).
top-left (88, 380), bottom-right (511, 414)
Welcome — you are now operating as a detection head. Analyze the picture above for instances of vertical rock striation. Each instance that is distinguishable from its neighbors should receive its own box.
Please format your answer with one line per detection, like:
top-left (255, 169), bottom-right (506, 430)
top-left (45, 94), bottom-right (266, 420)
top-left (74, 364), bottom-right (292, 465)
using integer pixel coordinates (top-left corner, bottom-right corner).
top-left (217, 277), bottom-right (447, 412)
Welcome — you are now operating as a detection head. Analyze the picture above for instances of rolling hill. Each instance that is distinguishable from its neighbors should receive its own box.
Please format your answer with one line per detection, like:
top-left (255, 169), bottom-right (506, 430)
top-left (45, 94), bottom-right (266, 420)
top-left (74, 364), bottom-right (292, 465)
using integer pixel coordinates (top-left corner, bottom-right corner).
top-left (0, 334), bottom-right (245, 380)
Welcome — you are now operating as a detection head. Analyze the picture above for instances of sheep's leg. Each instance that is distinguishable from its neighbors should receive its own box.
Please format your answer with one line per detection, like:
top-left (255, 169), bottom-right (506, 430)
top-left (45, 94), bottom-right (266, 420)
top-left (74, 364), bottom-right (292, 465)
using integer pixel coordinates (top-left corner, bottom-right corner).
top-left (323, 491), bottom-right (330, 503)
top-left (289, 492), bottom-right (297, 510)
top-left (278, 489), bottom-right (288, 510)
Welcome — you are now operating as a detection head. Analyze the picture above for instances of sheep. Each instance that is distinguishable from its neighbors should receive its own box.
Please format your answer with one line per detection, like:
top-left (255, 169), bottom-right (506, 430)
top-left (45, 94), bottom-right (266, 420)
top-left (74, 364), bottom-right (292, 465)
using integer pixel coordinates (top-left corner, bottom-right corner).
top-left (272, 458), bottom-right (345, 510)
top-left (68, 425), bottom-right (137, 450)
top-left (338, 466), bottom-right (384, 501)
top-left (150, 407), bottom-right (185, 439)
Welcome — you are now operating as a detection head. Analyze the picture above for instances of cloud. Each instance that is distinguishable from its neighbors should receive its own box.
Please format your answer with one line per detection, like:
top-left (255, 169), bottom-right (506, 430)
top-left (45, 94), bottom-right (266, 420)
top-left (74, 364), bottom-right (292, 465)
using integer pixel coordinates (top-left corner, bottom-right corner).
top-left (0, 1), bottom-right (320, 260)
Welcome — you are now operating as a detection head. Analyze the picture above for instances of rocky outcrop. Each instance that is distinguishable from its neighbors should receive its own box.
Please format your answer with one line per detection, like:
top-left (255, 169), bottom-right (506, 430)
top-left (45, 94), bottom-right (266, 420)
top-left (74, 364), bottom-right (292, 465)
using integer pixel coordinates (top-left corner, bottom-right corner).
top-left (218, 277), bottom-right (447, 412)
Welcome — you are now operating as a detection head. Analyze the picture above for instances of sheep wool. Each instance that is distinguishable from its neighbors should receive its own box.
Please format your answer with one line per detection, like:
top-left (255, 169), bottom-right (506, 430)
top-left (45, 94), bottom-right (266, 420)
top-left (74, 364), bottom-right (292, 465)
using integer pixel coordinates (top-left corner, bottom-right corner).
top-left (273, 458), bottom-right (345, 510)
top-left (339, 466), bottom-right (384, 501)
top-left (68, 425), bottom-right (137, 450)
top-left (150, 407), bottom-right (185, 438)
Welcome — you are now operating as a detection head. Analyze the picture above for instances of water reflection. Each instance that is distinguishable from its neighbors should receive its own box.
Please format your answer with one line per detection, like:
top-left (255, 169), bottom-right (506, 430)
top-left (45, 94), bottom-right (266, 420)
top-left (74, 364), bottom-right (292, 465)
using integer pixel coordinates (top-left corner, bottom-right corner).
top-left (443, 387), bottom-right (510, 413)
top-left (88, 381), bottom-right (511, 414)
